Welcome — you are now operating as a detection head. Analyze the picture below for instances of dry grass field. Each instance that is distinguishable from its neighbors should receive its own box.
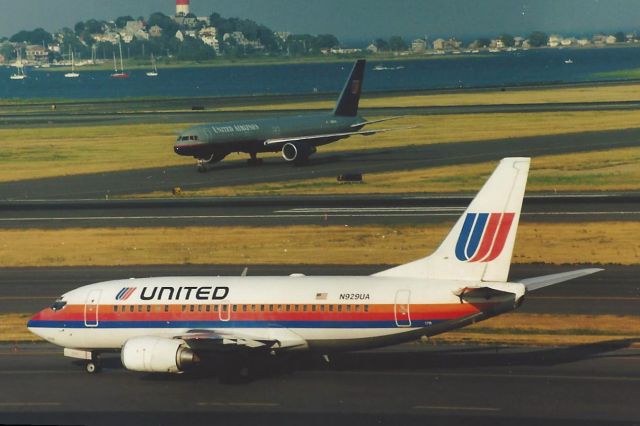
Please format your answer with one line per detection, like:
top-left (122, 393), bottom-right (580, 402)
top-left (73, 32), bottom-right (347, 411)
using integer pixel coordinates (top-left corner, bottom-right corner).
top-left (0, 222), bottom-right (636, 267)
top-left (3, 109), bottom-right (640, 186)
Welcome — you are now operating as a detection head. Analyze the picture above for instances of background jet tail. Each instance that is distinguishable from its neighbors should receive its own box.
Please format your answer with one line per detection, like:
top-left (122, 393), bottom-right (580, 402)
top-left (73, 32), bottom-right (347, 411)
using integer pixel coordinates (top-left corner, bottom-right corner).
top-left (333, 59), bottom-right (366, 117)
top-left (375, 158), bottom-right (531, 283)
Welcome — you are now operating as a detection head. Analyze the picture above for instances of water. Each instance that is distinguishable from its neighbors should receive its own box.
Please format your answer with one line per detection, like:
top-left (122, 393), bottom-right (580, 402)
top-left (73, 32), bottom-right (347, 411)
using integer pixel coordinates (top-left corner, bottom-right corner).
top-left (2, 47), bottom-right (640, 100)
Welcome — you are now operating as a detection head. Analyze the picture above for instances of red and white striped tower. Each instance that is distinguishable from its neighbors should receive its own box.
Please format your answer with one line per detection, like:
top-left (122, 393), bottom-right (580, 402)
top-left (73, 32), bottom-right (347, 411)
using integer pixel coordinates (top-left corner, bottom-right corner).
top-left (176, 0), bottom-right (190, 16)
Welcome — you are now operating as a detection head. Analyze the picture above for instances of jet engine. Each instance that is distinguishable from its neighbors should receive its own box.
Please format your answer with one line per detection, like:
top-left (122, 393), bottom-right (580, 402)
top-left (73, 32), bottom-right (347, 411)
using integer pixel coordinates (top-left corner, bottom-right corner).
top-left (282, 142), bottom-right (316, 163)
top-left (120, 336), bottom-right (198, 373)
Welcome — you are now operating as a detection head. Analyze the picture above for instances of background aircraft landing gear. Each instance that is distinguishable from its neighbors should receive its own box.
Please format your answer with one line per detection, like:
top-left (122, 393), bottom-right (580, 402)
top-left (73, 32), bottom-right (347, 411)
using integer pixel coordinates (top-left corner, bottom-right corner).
top-left (247, 153), bottom-right (263, 166)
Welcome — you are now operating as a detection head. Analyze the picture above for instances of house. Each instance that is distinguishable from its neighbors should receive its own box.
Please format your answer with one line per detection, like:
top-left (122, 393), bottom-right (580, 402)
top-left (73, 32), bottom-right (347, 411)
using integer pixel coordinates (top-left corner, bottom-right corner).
top-left (149, 25), bottom-right (163, 38)
top-left (411, 39), bottom-right (427, 53)
top-left (25, 44), bottom-right (49, 63)
top-left (432, 38), bottom-right (445, 50)
top-left (366, 43), bottom-right (379, 53)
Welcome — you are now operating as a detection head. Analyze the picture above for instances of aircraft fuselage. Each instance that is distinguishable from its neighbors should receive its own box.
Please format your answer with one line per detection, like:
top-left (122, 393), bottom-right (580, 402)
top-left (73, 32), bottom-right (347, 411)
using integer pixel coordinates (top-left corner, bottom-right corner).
top-left (174, 113), bottom-right (364, 159)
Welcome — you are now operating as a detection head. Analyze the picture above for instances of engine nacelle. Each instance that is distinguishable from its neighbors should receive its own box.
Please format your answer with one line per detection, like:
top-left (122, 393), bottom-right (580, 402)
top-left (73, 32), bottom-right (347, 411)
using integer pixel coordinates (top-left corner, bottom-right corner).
top-left (120, 336), bottom-right (197, 373)
top-left (282, 142), bottom-right (316, 162)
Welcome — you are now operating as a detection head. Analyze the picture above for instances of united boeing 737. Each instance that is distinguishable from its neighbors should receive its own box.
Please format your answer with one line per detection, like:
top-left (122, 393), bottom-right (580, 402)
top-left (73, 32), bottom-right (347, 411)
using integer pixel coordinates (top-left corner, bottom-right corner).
top-left (174, 60), bottom-right (403, 171)
top-left (28, 158), bottom-right (601, 381)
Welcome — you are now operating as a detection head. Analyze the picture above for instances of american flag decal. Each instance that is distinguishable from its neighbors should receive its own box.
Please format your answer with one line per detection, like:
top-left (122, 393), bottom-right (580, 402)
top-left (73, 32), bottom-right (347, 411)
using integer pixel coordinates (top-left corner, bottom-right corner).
top-left (315, 293), bottom-right (328, 300)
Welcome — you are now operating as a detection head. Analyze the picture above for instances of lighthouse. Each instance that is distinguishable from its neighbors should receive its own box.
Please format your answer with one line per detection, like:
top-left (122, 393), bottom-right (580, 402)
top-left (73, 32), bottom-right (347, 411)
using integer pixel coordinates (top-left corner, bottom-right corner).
top-left (176, 0), bottom-right (190, 16)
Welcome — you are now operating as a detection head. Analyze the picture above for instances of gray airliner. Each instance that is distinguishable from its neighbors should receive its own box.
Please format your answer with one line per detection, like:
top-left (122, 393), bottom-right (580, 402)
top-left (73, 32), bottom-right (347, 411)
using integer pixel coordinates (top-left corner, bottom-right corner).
top-left (174, 60), bottom-right (401, 171)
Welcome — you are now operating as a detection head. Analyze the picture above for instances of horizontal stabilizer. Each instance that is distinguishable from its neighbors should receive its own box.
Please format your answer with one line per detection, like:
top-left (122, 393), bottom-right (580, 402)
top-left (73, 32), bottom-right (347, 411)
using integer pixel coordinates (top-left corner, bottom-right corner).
top-left (519, 268), bottom-right (603, 292)
top-left (351, 116), bottom-right (402, 128)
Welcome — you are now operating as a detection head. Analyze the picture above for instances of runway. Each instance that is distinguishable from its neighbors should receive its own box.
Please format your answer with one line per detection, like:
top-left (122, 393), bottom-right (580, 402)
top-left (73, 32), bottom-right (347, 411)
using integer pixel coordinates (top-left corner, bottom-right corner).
top-left (3, 127), bottom-right (640, 200)
top-left (0, 193), bottom-right (637, 228)
top-left (2, 264), bottom-right (637, 316)
top-left (0, 341), bottom-right (638, 425)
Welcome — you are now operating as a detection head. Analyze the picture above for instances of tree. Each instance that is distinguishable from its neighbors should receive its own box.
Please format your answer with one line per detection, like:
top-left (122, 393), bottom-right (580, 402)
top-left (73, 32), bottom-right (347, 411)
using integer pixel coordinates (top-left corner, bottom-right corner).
top-left (388, 36), bottom-right (407, 52)
top-left (500, 33), bottom-right (515, 47)
top-left (476, 38), bottom-right (492, 48)
top-left (374, 38), bottom-right (389, 51)
top-left (528, 31), bottom-right (549, 47)
top-left (615, 32), bottom-right (626, 43)
top-left (10, 28), bottom-right (53, 45)
top-left (115, 16), bottom-right (134, 29)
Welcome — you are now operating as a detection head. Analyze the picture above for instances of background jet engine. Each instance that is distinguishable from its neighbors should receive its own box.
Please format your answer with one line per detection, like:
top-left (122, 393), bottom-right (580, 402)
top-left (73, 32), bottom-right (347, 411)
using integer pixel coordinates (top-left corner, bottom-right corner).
top-left (282, 142), bottom-right (317, 163)
top-left (121, 336), bottom-right (198, 373)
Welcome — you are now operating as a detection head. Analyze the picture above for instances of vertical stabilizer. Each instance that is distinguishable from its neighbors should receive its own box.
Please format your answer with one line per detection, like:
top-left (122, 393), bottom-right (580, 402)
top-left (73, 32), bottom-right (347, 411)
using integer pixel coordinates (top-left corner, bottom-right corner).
top-left (333, 60), bottom-right (366, 117)
top-left (374, 158), bottom-right (530, 282)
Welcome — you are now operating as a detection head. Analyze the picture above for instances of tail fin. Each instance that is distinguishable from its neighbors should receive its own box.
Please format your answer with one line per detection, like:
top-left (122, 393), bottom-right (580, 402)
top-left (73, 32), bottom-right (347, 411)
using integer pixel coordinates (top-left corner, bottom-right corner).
top-left (375, 158), bottom-right (530, 282)
top-left (333, 59), bottom-right (366, 117)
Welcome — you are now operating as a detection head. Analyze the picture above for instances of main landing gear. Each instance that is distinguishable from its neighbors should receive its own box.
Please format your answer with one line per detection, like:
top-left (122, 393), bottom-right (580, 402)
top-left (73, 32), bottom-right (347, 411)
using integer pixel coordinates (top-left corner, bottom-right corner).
top-left (85, 357), bottom-right (102, 374)
top-left (247, 152), bottom-right (263, 166)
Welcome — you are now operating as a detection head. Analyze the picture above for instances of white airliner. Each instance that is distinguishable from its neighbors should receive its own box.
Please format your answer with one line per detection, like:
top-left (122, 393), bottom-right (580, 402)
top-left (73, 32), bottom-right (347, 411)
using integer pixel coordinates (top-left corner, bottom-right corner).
top-left (28, 158), bottom-right (601, 379)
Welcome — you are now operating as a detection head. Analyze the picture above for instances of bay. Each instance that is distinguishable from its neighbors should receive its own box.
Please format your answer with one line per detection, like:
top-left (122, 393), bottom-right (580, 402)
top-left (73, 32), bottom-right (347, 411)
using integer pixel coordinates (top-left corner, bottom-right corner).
top-left (1, 47), bottom-right (640, 100)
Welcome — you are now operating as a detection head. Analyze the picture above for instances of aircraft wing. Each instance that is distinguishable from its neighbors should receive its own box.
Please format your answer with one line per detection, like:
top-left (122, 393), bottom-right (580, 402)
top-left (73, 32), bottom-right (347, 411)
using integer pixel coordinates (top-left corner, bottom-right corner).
top-left (176, 329), bottom-right (307, 351)
top-left (518, 268), bottom-right (603, 292)
top-left (350, 116), bottom-right (402, 128)
top-left (263, 127), bottom-right (406, 147)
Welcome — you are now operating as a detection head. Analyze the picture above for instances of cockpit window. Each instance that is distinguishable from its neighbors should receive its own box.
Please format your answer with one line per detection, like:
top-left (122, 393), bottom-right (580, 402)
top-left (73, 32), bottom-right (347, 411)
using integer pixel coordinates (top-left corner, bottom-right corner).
top-left (177, 135), bottom-right (199, 142)
top-left (51, 298), bottom-right (67, 311)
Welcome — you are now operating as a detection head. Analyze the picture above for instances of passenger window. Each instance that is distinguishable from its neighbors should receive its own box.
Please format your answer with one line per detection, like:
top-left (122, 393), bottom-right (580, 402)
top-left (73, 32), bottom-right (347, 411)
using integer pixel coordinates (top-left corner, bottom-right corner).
top-left (146, 305), bottom-right (151, 312)
top-left (355, 305), bottom-right (360, 312)
top-left (232, 305), bottom-right (238, 312)
top-left (113, 305), bottom-right (118, 312)
top-left (214, 305), bottom-right (219, 312)
top-left (294, 305), bottom-right (299, 312)
top-left (243, 305), bottom-right (247, 312)
top-left (329, 305), bottom-right (334, 312)
top-left (303, 305), bottom-right (308, 312)
top-left (269, 305), bottom-right (274, 312)
top-left (222, 305), bottom-right (228, 312)
top-left (164, 305), bottom-right (169, 312)
top-left (337, 305), bottom-right (342, 312)
top-left (181, 305), bottom-right (186, 312)
top-left (198, 305), bottom-right (202, 312)
top-left (205, 305), bottom-right (210, 312)
top-left (260, 305), bottom-right (265, 312)
top-left (346, 305), bottom-right (351, 312)
top-left (137, 305), bottom-right (142, 312)
top-left (312, 305), bottom-right (316, 312)
top-left (364, 305), bottom-right (369, 313)
top-left (129, 305), bottom-right (134, 313)
top-left (189, 305), bottom-right (194, 312)
top-left (277, 305), bottom-right (282, 312)
top-left (251, 305), bottom-right (256, 312)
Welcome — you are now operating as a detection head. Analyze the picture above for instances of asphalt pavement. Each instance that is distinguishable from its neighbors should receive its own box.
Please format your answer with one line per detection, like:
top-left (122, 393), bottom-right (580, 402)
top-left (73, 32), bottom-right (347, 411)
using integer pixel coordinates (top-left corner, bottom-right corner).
top-left (0, 341), bottom-right (638, 425)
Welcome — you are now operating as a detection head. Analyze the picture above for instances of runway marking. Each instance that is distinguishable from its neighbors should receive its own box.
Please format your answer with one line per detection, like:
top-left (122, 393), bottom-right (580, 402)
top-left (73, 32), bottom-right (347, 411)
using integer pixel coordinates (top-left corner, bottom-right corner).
top-left (529, 296), bottom-right (640, 301)
top-left (0, 296), bottom-right (58, 301)
top-left (413, 405), bottom-right (500, 412)
top-left (0, 211), bottom-right (636, 223)
top-left (0, 402), bottom-right (61, 407)
top-left (333, 371), bottom-right (640, 382)
top-left (196, 402), bottom-right (279, 408)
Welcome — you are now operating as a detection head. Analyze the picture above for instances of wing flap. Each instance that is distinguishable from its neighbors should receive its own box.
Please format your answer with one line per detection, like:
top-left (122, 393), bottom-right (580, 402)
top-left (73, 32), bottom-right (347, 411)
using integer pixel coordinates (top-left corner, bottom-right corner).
top-left (177, 329), bottom-right (308, 351)
top-left (519, 268), bottom-right (603, 292)
top-left (351, 116), bottom-right (402, 128)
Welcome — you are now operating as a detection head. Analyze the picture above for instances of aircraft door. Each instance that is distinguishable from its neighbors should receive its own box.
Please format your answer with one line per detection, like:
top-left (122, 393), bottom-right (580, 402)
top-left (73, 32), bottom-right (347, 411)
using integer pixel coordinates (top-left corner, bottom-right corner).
top-left (219, 301), bottom-right (230, 322)
top-left (394, 290), bottom-right (411, 327)
top-left (84, 289), bottom-right (102, 327)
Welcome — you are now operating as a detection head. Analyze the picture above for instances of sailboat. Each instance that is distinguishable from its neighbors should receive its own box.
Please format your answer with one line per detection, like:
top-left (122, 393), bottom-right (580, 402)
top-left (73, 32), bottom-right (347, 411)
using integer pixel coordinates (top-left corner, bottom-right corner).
top-left (110, 39), bottom-right (129, 79)
top-left (146, 53), bottom-right (158, 77)
top-left (64, 50), bottom-right (80, 78)
top-left (10, 49), bottom-right (26, 80)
